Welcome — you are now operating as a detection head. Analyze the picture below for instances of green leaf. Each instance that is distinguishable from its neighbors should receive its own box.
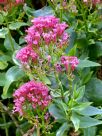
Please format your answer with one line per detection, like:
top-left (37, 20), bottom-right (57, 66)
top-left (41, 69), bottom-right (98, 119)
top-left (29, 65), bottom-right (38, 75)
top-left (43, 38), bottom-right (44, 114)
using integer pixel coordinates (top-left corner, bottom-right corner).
top-left (23, 4), bottom-right (35, 16)
top-left (76, 38), bottom-right (88, 48)
top-left (49, 104), bottom-right (66, 123)
top-left (0, 28), bottom-right (9, 38)
top-left (56, 122), bottom-right (69, 136)
top-left (56, 101), bottom-right (68, 115)
top-left (0, 73), bottom-right (6, 86)
top-left (9, 22), bottom-right (28, 30)
top-left (77, 60), bottom-right (100, 68)
top-left (12, 51), bottom-right (21, 66)
top-left (80, 116), bottom-right (102, 128)
top-left (71, 113), bottom-right (80, 131)
top-left (84, 127), bottom-right (97, 136)
top-left (19, 37), bottom-right (25, 45)
top-left (0, 121), bottom-right (12, 128)
top-left (72, 102), bottom-right (92, 111)
top-left (0, 61), bottom-right (8, 70)
top-left (0, 54), bottom-right (11, 62)
top-left (85, 78), bottom-right (102, 104)
top-left (77, 106), bottom-right (102, 116)
top-left (89, 42), bottom-right (102, 58)
top-left (32, 130), bottom-right (37, 136)
top-left (65, 28), bottom-right (77, 54)
top-left (2, 81), bottom-right (12, 99)
top-left (6, 66), bottom-right (25, 82)
top-left (2, 66), bottom-right (25, 99)
top-left (60, 73), bottom-right (68, 88)
top-left (45, 133), bottom-right (55, 136)
top-left (82, 71), bottom-right (93, 84)
top-left (33, 6), bottom-right (54, 17)
top-left (4, 33), bottom-right (20, 51)
top-left (41, 76), bottom-right (51, 85)
top-left (0, 13), bottom-right (4, 24)
top-left (74, 86), bottom-right (85, 101)
top-left (74, 113), bottom-right (102, 128)
top-left (67, 45), bottom-right (77, 56)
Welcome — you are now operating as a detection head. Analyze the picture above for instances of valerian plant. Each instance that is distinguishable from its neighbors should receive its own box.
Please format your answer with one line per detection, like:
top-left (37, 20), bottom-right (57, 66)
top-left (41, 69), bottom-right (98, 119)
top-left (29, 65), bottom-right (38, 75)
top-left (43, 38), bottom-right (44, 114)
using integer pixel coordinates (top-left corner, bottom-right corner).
top-left (0, 0), bottom-right (102, 136)
top-left (12, 16), bottom-right (102, 136)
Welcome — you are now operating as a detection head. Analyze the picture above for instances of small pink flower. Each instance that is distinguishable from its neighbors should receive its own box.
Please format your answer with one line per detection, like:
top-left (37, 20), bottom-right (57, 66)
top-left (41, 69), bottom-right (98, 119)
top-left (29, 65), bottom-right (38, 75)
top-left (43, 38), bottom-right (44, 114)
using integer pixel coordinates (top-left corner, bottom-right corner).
top-left (83, 0), bottom-right (87, 2)
top-left (42, 33), bottom-right (51, 45)
top-left (47, 55), bottom-right (51, 63)
top-left (16, 46), bottom-right (38, 64)
top-left (61, 56), bottom-right (79, 71)
top-left (55, 63), bottom-right (62, 72)
top-left (44, 112), bottom-right (50, 120)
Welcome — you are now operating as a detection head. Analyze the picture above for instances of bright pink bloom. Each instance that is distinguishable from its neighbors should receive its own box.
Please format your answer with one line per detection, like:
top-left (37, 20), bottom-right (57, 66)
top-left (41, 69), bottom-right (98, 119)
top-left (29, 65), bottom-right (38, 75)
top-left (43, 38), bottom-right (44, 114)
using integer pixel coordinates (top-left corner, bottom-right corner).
top-left (47, 55), bottom-right (51, 64)
top-left (61, 56), bottom-right (79, 71)
top-left (58, 32), bottom-right (69, 48)
top-left (55, 63), bottom-right (62, 72)
top-left (25, 16), bottom-right (69, 47)
top-left (83, 0), bottom-right (100, 4)
top-left (13, 81), bottom-right (51, 116)
top-left (25, 27), bottom-right (40, 45)
top-left (16, 46), bottom-right (38, 64)
top-left (83, 0), bottom-right (87, 2)
top-left (92, 0), bottom-right (100, 4)
top-left (16, 0), bottom-right (24, 4)
top-left (44, 112), bottom-right (50, 120)
top-left (31, 16), bottom-right (59, 29)
top-left (42, 32), bottom-right (52, 45)
top-left (0, 0), bottom-right (7, 3)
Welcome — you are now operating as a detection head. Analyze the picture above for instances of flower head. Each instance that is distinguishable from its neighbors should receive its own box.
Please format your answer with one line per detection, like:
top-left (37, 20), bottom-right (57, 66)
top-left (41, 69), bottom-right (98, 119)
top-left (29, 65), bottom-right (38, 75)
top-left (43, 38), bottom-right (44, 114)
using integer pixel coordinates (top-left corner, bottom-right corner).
top-left (16, 0), bottom-right (24, 4)
top-left (61, 56), bottom-right (79, 71)
top-left (25, 16), bottom-right (69, 47)
top-left (0, 0), bottom-right (7, 4)
top-left (83, 0), bottom-right (100, 5)
top-left (13, 81), bottom-right (51, 116)
top-left (16, 46), bottom-right (38, 64)
top-left (55, 63), bottom-right (62, 72)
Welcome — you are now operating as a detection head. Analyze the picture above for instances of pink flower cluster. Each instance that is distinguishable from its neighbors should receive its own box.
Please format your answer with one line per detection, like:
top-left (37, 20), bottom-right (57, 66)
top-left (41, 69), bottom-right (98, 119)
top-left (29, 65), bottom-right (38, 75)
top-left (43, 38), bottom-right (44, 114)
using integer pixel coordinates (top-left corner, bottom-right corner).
top-left (61, 56), bottom-right (79, 71)
top-left (16, 0), bottom-right (24, 4)
top-left (55, 56), bottom-right (79, 72)
top-left (25, 16), bottom-right (69, 47)
top-left (13, 81), bottom-right (51, 116)
top-left (0, 0), bottom-right (7, 4)
top-left (83, 0), bottom-right (100, 4)
top-left (16, 46), bottom-right (38, 64)
top-left (16, 16), bottom-right (69, 64)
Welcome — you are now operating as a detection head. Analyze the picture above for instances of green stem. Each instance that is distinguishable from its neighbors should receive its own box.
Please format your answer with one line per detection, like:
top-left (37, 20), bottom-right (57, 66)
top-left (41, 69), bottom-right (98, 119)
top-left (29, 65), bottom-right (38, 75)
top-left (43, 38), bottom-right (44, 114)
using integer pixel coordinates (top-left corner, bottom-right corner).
top-left (8, 30), bottom-right (15, 51)
top-left (60, 0), bottom-right (63, 22)
top-left (54, 72), bottom-right (64, 100)
top-left (37, 125), bottom-right (40, 136)
top-left (68, 78), bottom-right (73, 92)
top-left (2, 112), bottom-right (9, 136)
top-left (48, 0), bottom-right (55, 9)
top-left (41, 117), bottom-right (45, 135)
